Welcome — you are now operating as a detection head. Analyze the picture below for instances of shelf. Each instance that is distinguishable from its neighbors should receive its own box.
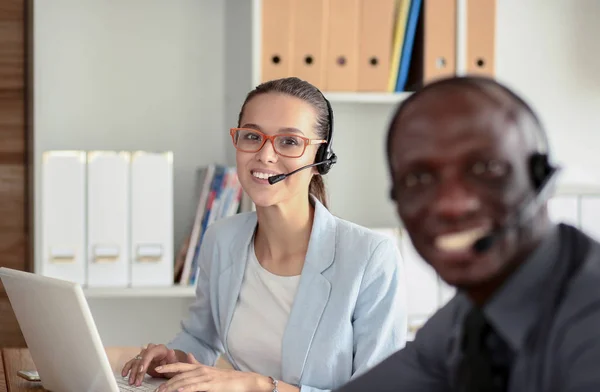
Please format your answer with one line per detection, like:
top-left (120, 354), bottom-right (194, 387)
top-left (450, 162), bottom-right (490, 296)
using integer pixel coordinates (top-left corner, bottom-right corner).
top-left (556, 184), bottom-right (600, 196)
top-left (249, 1), bottom-right (413, 106)
top-left (323, 92), bottom-right (412, 104)
top-left (83, 285), bottom-right (196, 299)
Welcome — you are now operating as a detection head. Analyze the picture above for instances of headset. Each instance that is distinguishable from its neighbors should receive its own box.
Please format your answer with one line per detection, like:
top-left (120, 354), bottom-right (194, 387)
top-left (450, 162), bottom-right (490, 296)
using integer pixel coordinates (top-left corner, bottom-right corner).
top-left (268, 89), bottom-right (338, 184)
top-left (314, 93), bottom-right (338, 175)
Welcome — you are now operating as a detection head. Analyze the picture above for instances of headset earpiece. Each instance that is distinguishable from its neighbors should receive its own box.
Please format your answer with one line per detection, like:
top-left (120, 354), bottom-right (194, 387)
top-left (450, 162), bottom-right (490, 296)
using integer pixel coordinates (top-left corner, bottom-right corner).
top-left (315, 144), bottom-right (330, 175)
top-left (529, 152), bottom-right (556, 191)
top-left (314, 91), bottom-right (336, 175)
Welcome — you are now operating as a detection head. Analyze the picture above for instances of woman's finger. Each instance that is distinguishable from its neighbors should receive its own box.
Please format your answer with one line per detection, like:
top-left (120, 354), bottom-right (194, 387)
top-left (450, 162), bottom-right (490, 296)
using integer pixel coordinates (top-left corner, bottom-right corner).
top-left (136, 346), bottom-right (162, 386)
top-left (166, 348), bottom-right (177, 363)
top-left (121, 358), bottom-right (135, 377)
top-left (129, 346), bottom-right (151, 386)
top-left (155, 362), bottom-right (201, 374)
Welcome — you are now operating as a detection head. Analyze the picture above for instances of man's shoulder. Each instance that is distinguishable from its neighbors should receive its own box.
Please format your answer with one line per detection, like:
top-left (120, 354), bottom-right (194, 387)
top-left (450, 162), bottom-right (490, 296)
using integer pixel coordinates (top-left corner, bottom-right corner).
top-left (566, 225), bottom-right (600, 295)
top-left (556, 224), bottom-right (600, 321)
top-left (552, 228), bottom-right (600, 389)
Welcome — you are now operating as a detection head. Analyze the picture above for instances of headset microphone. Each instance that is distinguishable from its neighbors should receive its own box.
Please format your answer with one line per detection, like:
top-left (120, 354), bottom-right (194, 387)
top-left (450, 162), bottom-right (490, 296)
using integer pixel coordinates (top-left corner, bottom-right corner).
top-left (268, 154), bottom-right (338, 185)
top-left (472, 163), bottom-right (560, 253)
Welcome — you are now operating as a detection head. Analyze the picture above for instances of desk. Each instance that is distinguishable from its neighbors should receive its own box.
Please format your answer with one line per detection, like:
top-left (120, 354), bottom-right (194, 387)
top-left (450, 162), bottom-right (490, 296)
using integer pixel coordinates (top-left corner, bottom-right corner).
top-left (1, 347), bottom-right (140, 392)
top-left (1, 347), bottom-right (234, 392)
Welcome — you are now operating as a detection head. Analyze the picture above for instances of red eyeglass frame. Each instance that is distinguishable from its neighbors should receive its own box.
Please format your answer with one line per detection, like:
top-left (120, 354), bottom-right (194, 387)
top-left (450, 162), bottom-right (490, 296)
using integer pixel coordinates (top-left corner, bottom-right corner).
top-left (229, 128), bottom-right (327, 158)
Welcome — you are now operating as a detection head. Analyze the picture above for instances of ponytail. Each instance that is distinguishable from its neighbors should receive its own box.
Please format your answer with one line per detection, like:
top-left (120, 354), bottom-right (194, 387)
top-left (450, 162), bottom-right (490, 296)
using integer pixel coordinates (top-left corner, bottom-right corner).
top-left (309, 175), bottom-right (328, 209)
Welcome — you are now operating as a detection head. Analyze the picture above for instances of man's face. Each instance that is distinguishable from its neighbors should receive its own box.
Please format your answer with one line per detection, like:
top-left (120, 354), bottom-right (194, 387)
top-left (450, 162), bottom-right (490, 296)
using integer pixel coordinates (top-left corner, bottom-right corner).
top-left (389, 88), bottom-right (535, 288)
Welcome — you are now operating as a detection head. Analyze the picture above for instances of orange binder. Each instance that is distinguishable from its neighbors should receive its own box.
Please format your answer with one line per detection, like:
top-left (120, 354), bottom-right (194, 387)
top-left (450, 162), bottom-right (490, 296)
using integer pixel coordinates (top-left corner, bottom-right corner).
top-left (357, 0), bottom-right (396, 92)
top-left (466, 0), bottom-right (496, 77)
top-left (324, 0), bottom-right (360, 92)
top-left (290, 0), bottom-right (328, 90)
top-left (261, 0), bottom-right (293, 83)
top-left (423, 0), bottom-right (457, 84)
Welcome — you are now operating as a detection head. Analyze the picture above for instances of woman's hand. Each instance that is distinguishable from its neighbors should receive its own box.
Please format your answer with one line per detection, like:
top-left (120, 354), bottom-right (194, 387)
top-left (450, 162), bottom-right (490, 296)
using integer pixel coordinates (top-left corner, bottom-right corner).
top-left (154, 353), bottom-right (273, 392)
top-left (121, 343), bottom-right (187, 386)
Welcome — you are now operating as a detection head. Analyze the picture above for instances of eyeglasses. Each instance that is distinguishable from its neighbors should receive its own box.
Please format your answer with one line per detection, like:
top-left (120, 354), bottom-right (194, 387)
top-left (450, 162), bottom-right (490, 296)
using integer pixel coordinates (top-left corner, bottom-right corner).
top-left (230, 128), bottom-right (327, 158)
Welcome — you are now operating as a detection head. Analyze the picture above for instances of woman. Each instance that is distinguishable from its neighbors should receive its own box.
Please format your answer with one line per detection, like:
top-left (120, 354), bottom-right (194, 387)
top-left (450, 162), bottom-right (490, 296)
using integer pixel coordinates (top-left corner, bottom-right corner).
top-left (122, 77), bottom-right (407, 392)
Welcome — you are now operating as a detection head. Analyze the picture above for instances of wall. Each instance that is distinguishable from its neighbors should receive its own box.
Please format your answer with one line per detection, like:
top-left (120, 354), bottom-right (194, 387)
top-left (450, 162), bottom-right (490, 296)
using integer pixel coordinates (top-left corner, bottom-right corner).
top-left (31, 0), bottom-right (600, 346)
top-left (33, 0), bottom-right (228, 275)
top-left (496, 0), bottom-right (600, 186)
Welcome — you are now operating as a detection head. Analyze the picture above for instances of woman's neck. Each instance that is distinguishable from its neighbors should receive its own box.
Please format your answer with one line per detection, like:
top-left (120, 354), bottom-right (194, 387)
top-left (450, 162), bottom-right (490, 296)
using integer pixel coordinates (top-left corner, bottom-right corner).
top-left (253, 195), bottom-right (314, 275)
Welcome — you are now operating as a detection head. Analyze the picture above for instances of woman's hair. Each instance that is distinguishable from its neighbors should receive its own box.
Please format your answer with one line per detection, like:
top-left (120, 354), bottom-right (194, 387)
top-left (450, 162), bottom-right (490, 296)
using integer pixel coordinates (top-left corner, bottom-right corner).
top-left (237, 77), bottom-right (331, 209)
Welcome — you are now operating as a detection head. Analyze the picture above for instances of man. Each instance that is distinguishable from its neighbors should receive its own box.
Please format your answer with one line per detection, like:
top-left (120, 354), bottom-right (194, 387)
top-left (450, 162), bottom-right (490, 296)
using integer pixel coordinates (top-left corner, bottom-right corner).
top-left (335, 76), bottom-right (600, 391)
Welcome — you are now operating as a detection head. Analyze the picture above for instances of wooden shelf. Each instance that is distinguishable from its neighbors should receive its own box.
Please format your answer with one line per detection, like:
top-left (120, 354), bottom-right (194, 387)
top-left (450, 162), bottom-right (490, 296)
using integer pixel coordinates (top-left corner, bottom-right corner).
top-left (83, 285), bottom-right (196, 299)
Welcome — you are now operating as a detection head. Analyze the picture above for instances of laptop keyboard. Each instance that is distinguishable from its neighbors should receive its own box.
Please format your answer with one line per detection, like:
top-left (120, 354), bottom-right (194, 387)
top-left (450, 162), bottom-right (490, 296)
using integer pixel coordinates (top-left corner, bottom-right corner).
top-left (116, 377), bottom-right (159, 391)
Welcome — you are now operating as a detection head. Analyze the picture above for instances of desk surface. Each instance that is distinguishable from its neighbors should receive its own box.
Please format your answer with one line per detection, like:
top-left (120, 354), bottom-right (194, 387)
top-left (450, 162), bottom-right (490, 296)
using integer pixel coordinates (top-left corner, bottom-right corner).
top-left (1, 346), bottom-right (142, 392)
top-left (1, 347), bottom-right (234, 392)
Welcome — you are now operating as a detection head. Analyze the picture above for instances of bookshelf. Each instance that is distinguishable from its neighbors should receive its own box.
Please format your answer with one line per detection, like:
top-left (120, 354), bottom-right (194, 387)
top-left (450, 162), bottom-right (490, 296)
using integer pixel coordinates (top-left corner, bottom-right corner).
top-left (245, 0), bottom-right (411, 101)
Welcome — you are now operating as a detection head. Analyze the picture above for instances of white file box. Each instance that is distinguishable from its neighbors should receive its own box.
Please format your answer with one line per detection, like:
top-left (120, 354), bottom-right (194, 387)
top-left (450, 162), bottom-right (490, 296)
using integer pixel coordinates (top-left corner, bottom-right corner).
top-left (86, 151), bottom-right (130, 287)
top-left (129, 151), bottom-right (174, 287)
top-left (41, 151), bottom-right (87, 284)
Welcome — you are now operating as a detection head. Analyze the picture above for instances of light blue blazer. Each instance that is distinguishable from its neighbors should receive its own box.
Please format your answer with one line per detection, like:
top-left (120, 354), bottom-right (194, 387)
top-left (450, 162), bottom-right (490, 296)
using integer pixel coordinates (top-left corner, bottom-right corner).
top-left (167, 198), bottom-right (407, 392)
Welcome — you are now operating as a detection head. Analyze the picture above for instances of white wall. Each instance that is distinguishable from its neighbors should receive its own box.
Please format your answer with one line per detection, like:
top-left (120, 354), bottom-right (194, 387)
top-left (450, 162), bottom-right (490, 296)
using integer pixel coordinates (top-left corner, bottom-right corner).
top-left (32, 0), bottom-right (600, 346)
top-left (496, 0), bottom-right (600, 186)
top-left (33, 0), bottom-right (227, 274)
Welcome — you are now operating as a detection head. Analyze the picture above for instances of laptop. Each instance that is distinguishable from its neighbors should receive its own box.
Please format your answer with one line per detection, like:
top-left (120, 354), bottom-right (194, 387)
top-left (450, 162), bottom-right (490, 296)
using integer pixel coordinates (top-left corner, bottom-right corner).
top-left (0, 267), bottom-right (164, 392)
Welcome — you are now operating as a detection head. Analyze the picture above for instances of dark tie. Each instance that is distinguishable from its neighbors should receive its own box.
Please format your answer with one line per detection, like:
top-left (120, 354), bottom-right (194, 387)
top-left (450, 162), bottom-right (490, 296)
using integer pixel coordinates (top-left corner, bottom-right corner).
top-left (458, 307), bottom-right (512, 392)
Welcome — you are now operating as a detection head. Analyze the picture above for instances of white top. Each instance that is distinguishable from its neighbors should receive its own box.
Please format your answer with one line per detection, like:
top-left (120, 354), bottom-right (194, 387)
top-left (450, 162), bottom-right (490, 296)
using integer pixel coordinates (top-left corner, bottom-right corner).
top-left (227, 239), bottom-right (302, 380)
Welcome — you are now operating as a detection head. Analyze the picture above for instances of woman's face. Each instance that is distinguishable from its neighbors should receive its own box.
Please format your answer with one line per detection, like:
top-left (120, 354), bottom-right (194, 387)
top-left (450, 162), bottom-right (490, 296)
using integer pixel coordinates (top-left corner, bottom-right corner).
top-left (235, 93), bottom-right (322, 208)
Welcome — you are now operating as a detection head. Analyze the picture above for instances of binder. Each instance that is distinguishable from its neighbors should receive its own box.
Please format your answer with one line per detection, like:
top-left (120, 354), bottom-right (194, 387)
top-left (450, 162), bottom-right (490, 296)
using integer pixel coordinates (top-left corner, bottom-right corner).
top-left (290, 0), bottom-right (328, 90)
top-left (261, 0), bottom-right (293, 82)
top-left (41, 151), bottom-right (87, 285)
top-left (86, 151), bottom-right (130, 287)
top-left (422, 0), bottom-right (457, 84)
top-left (324, 0), bottom-right (360, 91)
top-left (130, 152), bottom-right (174, 287)
top-left (357, 0), bottom-right (396, 92)
top-left (465, 0), bottom-right (496, 76)
top-left (387, 0), bottom-right (412, 92)
top-left (393, 0), bottom-right (423, 92)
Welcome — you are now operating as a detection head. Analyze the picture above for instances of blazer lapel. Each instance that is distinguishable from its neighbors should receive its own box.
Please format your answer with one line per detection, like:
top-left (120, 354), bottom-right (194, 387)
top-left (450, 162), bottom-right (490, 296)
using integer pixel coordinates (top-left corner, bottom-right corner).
top-left (218, 213), bottom-right (257, 366)
top-left (281, 199), bottom-right (336, 385)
